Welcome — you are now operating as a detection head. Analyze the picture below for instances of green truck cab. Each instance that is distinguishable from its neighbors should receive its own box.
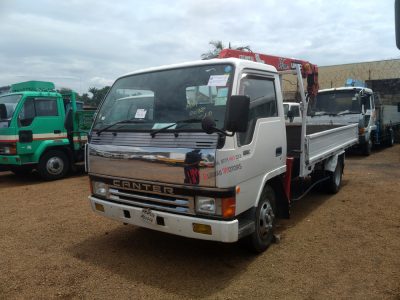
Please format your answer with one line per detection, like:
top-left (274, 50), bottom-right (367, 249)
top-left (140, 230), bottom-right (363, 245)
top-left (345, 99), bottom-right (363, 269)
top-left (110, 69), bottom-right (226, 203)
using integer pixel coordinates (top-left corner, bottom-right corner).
top-left (0, 81), bottom-right (95, 180)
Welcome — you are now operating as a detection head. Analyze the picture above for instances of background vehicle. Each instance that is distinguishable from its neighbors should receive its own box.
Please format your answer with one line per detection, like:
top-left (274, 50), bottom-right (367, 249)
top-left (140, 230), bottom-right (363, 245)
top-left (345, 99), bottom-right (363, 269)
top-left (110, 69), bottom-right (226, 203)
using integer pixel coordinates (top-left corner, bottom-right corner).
top-left (308, 87), bottom-right (400, 155)
top-left (87, 51), bottom-right (357, 252)
top-left (283, 102), bottom-right (301, 123)
top-left (0, 81), bottom-right (95, 180)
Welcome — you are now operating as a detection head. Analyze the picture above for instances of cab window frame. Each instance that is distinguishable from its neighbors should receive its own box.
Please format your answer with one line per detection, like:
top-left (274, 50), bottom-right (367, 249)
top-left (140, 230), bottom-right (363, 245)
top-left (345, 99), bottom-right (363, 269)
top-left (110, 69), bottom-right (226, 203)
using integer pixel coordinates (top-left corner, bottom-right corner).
top-left (236, 72), bottom-right (279, 147)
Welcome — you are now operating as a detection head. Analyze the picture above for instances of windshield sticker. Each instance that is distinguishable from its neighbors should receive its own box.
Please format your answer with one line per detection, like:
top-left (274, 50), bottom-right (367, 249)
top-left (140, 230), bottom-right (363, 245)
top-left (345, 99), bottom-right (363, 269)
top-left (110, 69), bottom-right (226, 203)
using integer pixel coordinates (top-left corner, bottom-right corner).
top-left (135, 108), bottom-right (147, 119)
top-left (215, 88), bottom-right (228, 106)
top-left (152, 123), bottom-right (177, 129)
top-left (207, 75), bottom-right (229, 87)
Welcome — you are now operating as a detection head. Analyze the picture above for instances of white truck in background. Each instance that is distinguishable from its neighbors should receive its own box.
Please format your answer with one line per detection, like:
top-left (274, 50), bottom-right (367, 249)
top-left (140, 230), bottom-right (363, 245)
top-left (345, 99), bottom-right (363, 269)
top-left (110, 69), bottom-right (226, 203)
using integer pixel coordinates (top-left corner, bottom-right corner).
top-left (308, 87), bottom-right (400, 155)
top-left (283, 102), bottom-right (301, 123)
top-left (86, 50), bottom-right (358, 252)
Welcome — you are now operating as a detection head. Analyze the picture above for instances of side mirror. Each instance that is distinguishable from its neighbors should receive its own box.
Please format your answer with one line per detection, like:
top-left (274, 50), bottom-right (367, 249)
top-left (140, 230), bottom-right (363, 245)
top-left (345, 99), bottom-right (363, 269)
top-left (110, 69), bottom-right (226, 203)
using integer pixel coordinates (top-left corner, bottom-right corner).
top-left (64, 109), bottom-right (74, 132)
top-left (396, 0), bottom-right (400, 49)
top-left (0, 104), bottom-right (7, 119)
top-left (287, 110), bottom-right (295, 123)
top-left (225, 95), bottom-right (250, 133)
top-left (201, 115), bottom-right (216, 134)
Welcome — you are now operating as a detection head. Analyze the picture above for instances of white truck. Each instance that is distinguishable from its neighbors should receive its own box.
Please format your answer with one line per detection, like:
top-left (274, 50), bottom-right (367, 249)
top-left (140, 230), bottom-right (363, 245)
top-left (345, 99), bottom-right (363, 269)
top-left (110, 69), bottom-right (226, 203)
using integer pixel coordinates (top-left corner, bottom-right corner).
top-left (86, 50), bottom-right (358, 252)
top-left (308, 87), bottom-right (400, 155)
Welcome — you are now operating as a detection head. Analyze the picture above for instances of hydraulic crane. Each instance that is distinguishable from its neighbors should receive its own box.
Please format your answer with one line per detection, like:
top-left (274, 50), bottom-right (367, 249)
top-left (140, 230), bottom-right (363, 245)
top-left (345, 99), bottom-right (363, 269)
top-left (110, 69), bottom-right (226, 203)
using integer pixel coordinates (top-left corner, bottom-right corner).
top-left (218, 49), bottom-right (319, 101)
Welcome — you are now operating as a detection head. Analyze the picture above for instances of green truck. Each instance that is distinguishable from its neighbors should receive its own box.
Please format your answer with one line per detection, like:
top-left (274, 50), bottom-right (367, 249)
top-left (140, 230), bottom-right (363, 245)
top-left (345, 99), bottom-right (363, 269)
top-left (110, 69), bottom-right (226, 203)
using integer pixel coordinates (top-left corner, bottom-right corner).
top-left (0, 81), bottom-right (95, 180)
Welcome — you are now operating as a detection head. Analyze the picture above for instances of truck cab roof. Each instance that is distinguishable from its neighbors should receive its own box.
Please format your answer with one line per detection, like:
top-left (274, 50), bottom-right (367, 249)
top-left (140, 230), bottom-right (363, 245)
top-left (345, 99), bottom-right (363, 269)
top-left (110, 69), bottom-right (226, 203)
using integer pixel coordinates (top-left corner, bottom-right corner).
top-left (120, 58), bottom-right (279, 79)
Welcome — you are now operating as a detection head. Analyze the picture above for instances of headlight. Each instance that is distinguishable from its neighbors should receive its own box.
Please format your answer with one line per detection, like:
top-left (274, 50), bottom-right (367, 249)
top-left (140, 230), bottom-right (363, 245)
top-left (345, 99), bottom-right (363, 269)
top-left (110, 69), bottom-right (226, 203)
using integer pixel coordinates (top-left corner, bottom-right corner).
top-left (0, 143), bottom-right (17, 155)
top-left (196, 196), bottom-right (216, 214)
top-left (195, 196), bottom-right (236, 218)
top-left (92, 181), bottom-right (107, 196)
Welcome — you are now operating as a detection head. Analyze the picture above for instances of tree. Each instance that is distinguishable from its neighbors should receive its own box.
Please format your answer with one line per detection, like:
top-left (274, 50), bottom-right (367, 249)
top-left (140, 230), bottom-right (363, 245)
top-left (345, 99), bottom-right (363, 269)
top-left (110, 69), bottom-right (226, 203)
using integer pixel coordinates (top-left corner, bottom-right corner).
top-left (87, 86), bottom-right (110, 107)
top-left (201, 40), bottom-right (252, 60)
top-left (73, 86), bottom-right (110, 107)
top-left (201, 40), bottom-right (226, 59)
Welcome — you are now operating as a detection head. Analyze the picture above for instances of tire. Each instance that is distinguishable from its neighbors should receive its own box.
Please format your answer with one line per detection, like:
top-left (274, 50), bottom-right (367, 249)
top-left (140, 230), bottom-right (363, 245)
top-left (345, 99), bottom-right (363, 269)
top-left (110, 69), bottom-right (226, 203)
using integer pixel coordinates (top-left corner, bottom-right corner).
top-left (387, 129), bottom-right (394, 147)
top-left (362, 138), bottom-right (372, 156)
top-left (324, 158), bottom-right (343, 194)
top-left (38, 150), bottom-right (69, 180)
top-left (244, 186), bottom-right (277, 253)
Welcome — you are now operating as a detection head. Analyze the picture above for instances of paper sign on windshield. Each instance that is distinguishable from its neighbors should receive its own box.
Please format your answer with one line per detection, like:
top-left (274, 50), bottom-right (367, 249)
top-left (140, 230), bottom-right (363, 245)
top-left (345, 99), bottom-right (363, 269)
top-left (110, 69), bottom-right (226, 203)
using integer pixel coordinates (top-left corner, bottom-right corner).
top-left (135, 109), bottom-right (147, 119)
top-left (207, 75), bottom-right (229, 86)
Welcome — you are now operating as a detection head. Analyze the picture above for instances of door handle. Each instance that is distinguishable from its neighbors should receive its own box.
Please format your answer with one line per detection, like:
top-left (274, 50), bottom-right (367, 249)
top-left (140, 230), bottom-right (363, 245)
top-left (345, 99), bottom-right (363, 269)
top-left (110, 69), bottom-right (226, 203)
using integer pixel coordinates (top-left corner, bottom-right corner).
top-left (54, 130), bottom-right (61, 134)
top-left (276, 147), bottom-right (282, 156)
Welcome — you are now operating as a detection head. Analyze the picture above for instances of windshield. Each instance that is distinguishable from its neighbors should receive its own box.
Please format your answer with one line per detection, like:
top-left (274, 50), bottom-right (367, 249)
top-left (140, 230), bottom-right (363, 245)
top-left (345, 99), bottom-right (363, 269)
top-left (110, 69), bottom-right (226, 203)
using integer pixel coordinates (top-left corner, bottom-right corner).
top-left (93, 64), bottom-right (234, 132)
top-left (314, 90), bottom-right (362, 114)
top-left (0, 94), bottom-right (22, 128)
top-left (0, 94), bottom-right (22, 119)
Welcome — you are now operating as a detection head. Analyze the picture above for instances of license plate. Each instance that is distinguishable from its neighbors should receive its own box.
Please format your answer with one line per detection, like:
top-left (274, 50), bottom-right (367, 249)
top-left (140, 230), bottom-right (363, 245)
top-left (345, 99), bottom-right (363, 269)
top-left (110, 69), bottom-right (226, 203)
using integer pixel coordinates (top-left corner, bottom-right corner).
top-left (140, 208), bottom-right (156, 224)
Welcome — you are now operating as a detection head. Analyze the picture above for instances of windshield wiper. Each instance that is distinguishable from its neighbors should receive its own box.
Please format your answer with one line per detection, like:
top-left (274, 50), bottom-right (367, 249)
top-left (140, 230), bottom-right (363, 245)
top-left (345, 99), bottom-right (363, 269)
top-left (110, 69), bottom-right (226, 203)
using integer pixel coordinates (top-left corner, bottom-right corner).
top-left (150, 118), bottom-right (202, 138)
top-left (96, 118), bottom-right (149, 136)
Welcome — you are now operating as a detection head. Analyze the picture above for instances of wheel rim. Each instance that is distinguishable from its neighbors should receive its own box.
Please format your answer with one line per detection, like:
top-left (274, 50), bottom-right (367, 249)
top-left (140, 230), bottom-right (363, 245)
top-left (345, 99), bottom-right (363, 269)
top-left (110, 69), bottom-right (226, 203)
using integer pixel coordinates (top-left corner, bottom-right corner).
top-left (46, 157), bottom-right (64, 175)
top-left (258, 200), bottom-right (275, 239)
top-left (334, 163), bottom-right (341, 187)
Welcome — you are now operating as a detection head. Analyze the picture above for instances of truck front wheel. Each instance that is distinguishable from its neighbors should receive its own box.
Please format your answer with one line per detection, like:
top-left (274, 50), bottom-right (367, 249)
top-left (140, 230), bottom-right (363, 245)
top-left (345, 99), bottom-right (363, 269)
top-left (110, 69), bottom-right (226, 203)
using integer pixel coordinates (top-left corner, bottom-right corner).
top-left (362, 138), bottom-right (372, 156)
top-left (245, 185), bottom-right (277, 253)
top-left (38, 150), bottom-right (69, 180)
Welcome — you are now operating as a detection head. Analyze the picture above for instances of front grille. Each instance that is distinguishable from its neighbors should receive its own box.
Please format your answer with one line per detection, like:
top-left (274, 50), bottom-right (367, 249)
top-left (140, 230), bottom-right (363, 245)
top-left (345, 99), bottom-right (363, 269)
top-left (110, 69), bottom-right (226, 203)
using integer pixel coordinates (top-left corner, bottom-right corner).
top-left (90, 132), bottom-right (218, 149)
top-left (107, 186), bottom-right (195, 215)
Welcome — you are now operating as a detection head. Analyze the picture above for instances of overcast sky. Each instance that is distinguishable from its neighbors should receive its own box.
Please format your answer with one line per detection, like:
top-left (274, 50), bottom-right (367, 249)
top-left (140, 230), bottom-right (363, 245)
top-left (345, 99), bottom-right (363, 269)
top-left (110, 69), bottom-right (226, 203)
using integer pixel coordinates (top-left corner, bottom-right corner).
top-left (0, 0), bottom-right (398, 94)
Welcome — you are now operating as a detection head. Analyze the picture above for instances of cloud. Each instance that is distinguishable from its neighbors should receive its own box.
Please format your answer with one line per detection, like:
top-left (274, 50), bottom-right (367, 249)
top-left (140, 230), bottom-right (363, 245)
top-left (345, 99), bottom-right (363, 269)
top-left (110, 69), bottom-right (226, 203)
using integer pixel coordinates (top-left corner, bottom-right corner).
top-left (0, 0), bottom-right (399, 94)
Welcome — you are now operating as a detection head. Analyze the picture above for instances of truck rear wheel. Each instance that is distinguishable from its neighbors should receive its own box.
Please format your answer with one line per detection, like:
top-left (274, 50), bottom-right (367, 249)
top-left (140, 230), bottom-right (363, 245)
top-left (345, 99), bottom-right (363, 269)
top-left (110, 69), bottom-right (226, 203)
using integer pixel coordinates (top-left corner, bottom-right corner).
top-left (387, 129), bottom-right (395, 147)
top-left (362, 138), bottom-right (372, 156)
top-left (245, 185), bottom-right (277, 253)
top-left (324, 159), bottom-right (343, 194)
top-left (38, 150), bottom-right (69, 180)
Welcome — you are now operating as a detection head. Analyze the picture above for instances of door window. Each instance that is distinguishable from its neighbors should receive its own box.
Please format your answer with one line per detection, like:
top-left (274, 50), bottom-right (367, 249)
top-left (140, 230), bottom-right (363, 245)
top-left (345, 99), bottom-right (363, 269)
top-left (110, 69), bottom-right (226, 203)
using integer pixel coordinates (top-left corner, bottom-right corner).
top-left (237, 75), bottom-right (278, 146)
top-left (19, 97), bottom-right (59, 127)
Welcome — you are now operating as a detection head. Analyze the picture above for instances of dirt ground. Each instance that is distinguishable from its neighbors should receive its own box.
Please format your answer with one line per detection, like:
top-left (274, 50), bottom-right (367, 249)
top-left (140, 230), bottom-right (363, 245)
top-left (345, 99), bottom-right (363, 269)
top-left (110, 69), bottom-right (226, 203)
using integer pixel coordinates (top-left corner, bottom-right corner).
top-left (0, 146), bottom-right (399, 299)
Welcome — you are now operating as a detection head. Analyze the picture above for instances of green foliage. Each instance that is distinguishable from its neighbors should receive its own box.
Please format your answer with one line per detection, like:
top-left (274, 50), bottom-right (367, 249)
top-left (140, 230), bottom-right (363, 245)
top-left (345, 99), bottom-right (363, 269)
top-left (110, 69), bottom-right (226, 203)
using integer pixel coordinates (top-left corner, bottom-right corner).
top-left (201, 40), bottom-right (252, 60)
top-left (77, 86), bottom-right (110, 107)
top-left (201, 40), bottom-right (226, 60)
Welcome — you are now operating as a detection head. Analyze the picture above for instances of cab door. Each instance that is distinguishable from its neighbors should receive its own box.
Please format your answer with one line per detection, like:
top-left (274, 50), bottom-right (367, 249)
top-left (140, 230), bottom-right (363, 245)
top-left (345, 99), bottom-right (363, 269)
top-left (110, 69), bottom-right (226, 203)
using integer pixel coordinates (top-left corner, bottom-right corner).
top-left (234, 71), bottom-right (286, 182)
top-left (17, 96), bottom-right (66, 160)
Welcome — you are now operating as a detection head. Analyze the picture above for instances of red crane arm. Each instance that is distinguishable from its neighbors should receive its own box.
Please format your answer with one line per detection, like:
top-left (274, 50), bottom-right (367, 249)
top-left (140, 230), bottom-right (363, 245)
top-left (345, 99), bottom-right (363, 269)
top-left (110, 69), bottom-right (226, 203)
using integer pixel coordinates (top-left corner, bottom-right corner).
top-left (218, 49), bottom-right (319, 98)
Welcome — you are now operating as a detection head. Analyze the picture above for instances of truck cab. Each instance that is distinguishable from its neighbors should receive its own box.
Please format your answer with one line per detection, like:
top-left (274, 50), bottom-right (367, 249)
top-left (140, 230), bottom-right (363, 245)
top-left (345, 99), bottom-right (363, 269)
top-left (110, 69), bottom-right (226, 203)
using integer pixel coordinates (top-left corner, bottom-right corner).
top-left (0, 81), bottom-right (93, 179)
top-left (308, 87), bottom-right (376, 155)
